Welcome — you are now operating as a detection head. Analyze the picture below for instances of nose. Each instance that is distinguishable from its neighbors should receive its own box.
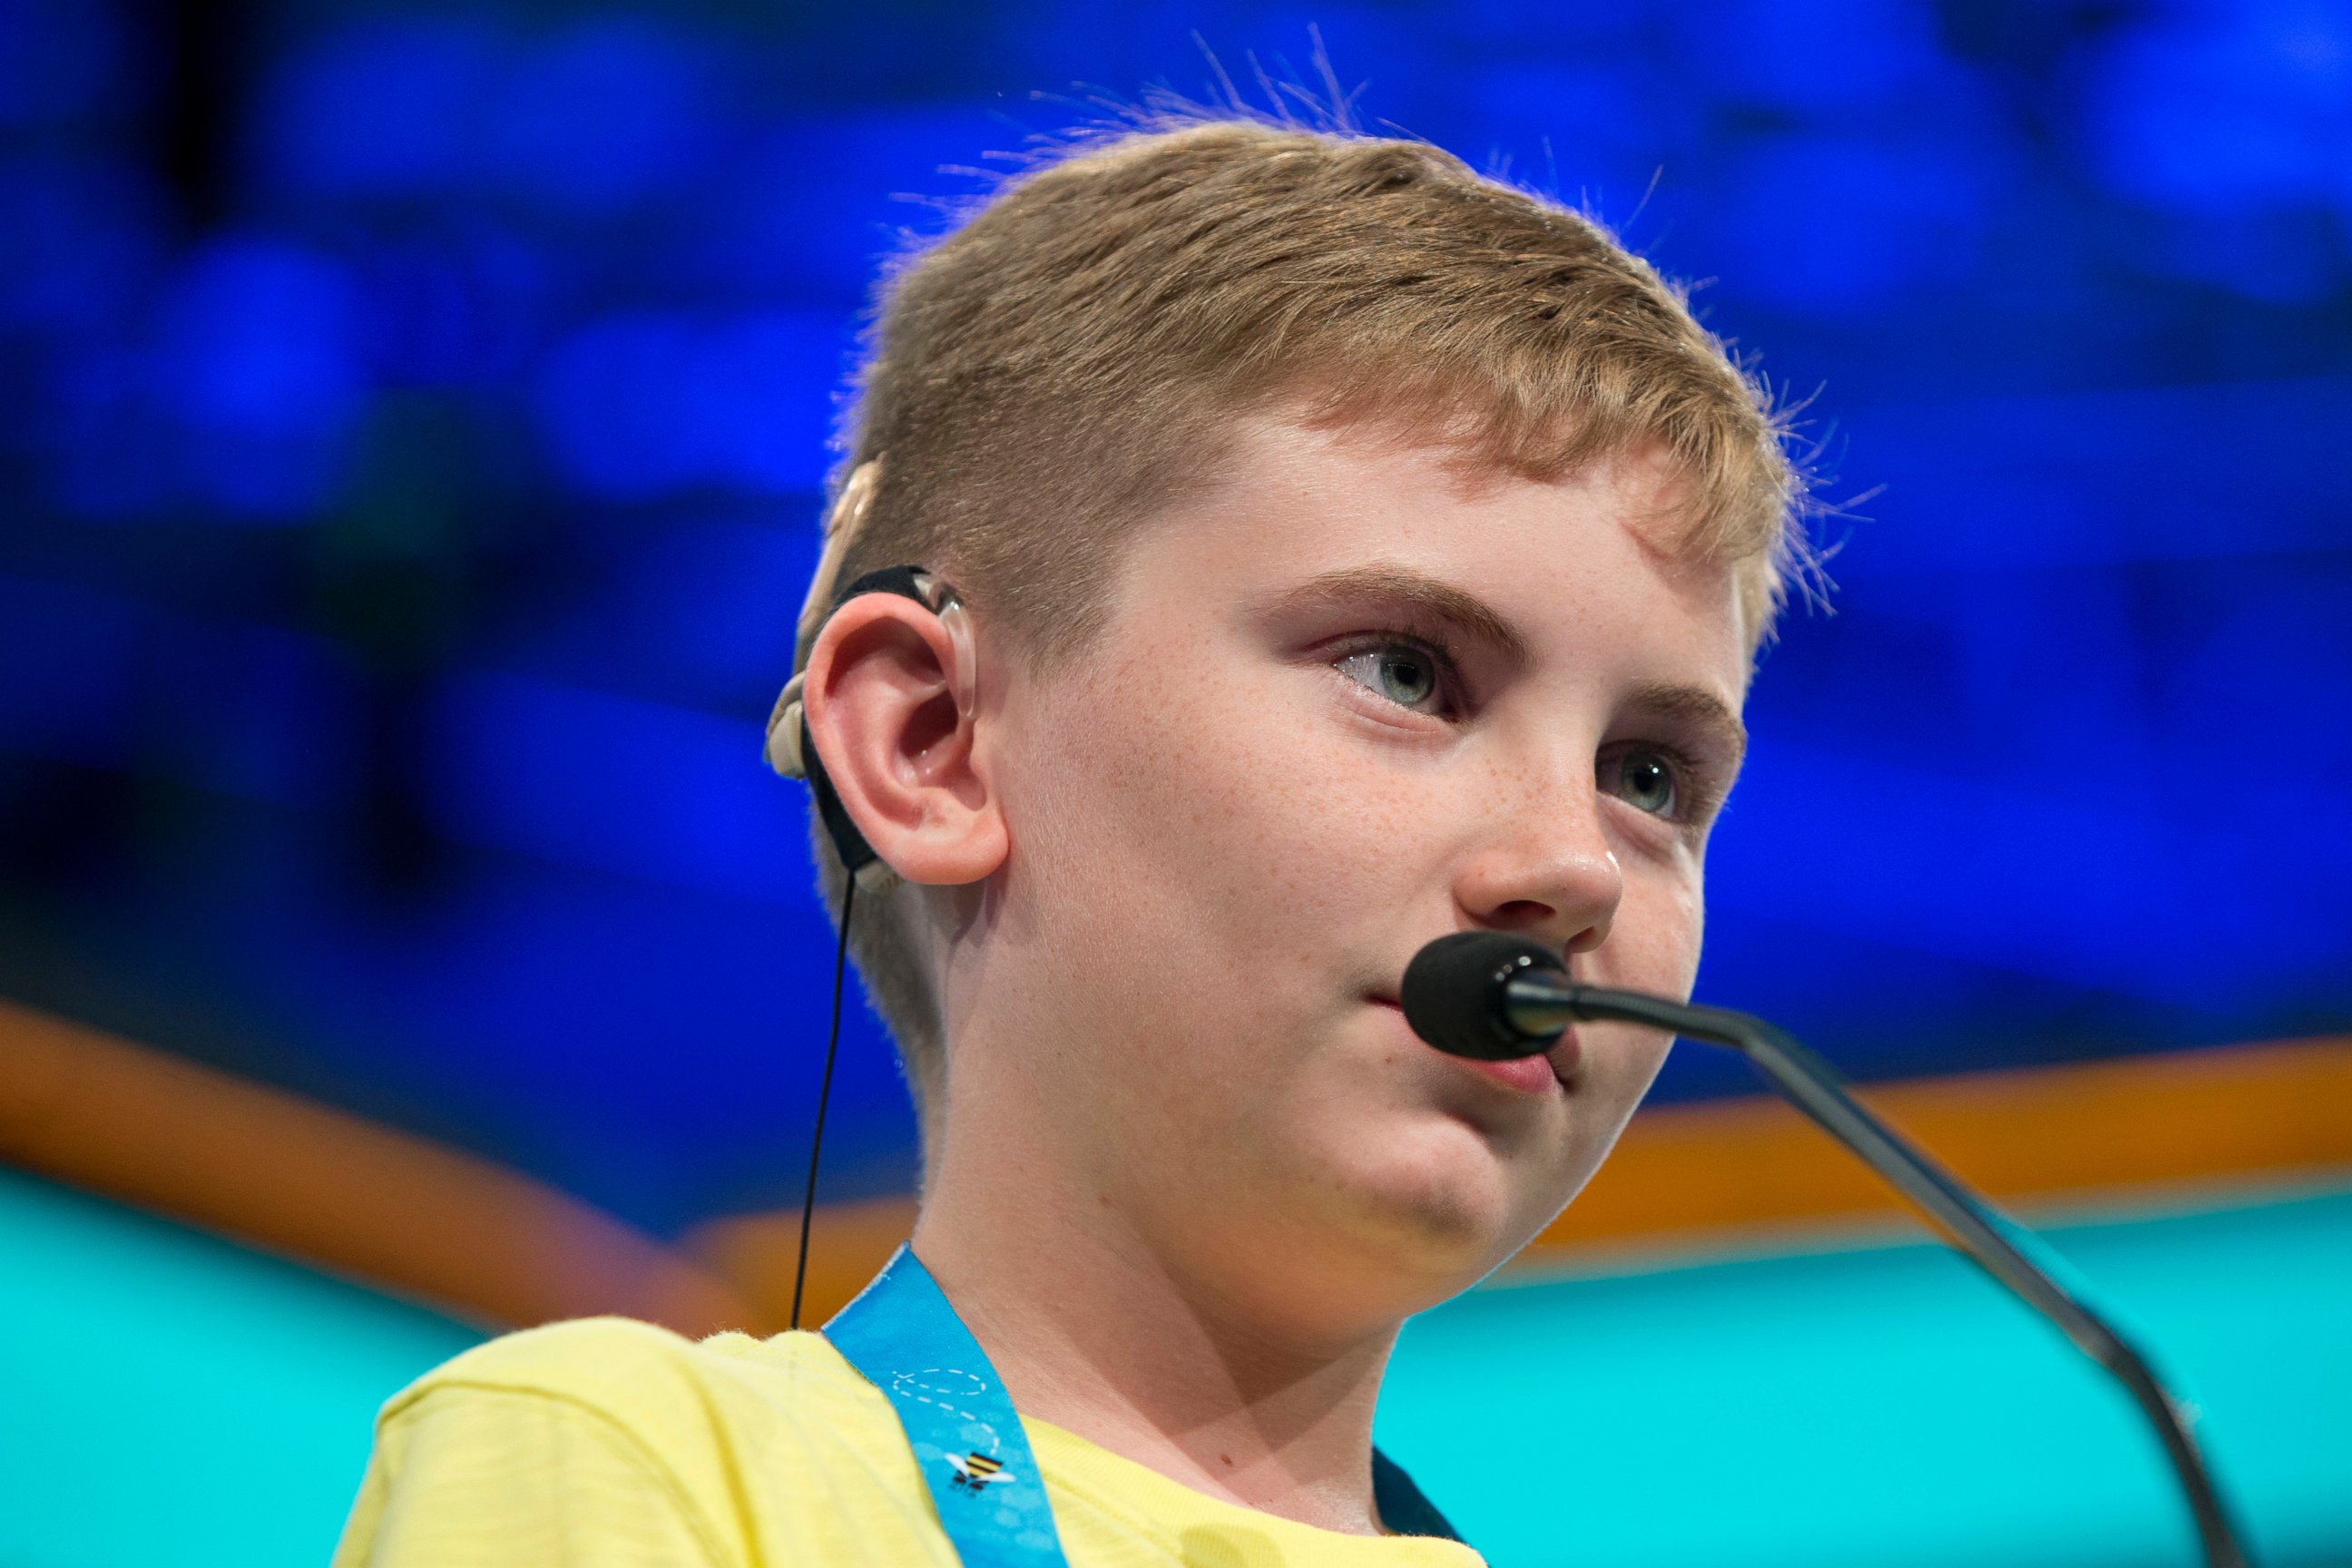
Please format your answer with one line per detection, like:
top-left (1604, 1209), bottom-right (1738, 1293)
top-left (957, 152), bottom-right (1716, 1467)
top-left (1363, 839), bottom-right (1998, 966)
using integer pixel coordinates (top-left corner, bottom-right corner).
top-left (1451, 773), bottom-right (1623, 957)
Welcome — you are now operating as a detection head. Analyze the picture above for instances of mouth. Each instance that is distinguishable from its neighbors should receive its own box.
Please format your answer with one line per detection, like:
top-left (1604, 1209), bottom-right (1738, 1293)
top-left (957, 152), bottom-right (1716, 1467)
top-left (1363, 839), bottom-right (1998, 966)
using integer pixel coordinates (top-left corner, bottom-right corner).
top-left (1368, 995), bottom-right (1579, 1095)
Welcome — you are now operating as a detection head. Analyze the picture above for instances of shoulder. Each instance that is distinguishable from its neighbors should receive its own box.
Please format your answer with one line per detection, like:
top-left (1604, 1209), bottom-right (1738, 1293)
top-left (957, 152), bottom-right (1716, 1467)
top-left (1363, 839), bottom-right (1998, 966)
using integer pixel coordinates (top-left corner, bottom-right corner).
top-left (387, 1317), bottom-right (719, 1420)
top-left (383, 1318), bottom-right (882, 1452)
top-left (342, 1324), bottom-right (916, 1568)
top-left (376, 1319), bottom-right (908, 1495)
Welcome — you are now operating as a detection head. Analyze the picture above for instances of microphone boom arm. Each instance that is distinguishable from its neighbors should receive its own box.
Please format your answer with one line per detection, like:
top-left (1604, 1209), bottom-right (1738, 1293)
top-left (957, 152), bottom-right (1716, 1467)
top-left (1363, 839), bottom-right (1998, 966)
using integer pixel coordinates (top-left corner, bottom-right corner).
top-left (1507, 975), bottom-right (2256, 1568)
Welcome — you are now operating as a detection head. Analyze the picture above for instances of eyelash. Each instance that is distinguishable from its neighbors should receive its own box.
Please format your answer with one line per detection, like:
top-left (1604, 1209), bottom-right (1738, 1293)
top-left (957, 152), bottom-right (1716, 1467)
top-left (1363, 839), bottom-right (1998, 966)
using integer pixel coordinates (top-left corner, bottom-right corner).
top-left (1325, 630), bottom-right (1468, 720)
top-left (1601, 741), bottom-right (1712, 827)
top-left (1321, 632), bottom-right (1726, 827)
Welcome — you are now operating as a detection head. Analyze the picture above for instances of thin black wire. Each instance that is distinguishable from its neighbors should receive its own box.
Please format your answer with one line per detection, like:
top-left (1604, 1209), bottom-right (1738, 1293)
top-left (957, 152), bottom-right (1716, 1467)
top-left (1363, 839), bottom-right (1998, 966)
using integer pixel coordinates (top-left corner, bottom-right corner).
top-left (791, 876), bottom-right (855, 1330)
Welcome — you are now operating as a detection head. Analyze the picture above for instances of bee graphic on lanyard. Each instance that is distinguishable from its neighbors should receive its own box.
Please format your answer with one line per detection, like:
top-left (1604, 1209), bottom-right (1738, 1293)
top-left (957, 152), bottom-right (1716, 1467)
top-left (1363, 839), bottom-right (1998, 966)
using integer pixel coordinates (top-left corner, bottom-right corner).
top-left (945, 1451), bottom-right (1014, 1494)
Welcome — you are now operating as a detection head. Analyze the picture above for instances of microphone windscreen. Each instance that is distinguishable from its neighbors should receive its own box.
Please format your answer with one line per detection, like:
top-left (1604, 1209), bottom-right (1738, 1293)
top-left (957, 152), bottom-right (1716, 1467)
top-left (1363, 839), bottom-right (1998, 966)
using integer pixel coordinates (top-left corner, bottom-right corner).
top-left (1399, 931), bottom-right (1562, 1061)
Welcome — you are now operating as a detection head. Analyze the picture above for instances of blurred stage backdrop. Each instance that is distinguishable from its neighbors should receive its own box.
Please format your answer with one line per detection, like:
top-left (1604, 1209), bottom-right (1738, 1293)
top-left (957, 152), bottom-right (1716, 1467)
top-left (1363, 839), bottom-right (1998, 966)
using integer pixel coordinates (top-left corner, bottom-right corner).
top-left (3, 1), bottom-right (2349, 1564)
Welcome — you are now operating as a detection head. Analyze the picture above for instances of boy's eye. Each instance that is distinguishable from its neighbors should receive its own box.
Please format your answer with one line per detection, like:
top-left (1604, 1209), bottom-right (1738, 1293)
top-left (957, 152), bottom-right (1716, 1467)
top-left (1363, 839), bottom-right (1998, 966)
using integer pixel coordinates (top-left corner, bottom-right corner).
top-left (1335, 644), bottom-right (1444, 713)
top-left (1602, 748), bottom-right (1680, 818)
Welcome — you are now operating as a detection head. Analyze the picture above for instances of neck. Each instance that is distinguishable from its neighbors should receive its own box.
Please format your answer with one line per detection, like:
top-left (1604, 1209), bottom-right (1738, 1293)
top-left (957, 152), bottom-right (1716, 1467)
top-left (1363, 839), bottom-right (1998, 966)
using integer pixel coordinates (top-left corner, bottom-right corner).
top-left (910, 1145), bottom-right (1402, 1536)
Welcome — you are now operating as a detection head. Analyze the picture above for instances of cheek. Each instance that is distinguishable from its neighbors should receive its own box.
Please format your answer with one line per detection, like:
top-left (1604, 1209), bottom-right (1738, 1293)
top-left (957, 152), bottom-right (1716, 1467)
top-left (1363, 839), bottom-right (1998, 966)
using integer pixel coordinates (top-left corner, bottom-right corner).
top-left (1034, 652), bottom-right (1422, 940)
top-left (1602, 854), bottom-right (1707, 1000)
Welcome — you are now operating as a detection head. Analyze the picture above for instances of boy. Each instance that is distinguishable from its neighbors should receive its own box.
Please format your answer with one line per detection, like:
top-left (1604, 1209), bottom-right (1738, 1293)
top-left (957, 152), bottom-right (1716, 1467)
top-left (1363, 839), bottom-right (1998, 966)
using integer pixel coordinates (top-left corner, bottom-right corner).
top-left (335, 113), bottom-right (1799, 1565)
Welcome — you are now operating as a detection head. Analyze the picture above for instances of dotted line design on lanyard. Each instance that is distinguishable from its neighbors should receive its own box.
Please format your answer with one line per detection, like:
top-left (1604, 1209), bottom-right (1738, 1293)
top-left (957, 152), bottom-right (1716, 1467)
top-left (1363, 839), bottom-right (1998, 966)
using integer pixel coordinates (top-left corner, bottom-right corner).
top-left (890, 1366), bottom-right (1004, 1455)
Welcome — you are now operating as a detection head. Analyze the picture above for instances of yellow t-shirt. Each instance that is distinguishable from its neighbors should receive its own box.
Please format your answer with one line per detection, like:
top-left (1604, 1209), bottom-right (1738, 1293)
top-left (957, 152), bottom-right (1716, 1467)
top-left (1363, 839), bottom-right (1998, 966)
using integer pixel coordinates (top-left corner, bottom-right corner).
top-left (333, 1318), bottom-right (1484, 1568)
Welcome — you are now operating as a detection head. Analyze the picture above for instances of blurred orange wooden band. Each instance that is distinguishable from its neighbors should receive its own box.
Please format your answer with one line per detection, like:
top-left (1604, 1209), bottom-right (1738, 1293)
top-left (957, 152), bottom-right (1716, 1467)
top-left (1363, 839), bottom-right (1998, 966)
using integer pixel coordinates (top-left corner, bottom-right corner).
top-left (4, 994), bottom-right (2347, 1333)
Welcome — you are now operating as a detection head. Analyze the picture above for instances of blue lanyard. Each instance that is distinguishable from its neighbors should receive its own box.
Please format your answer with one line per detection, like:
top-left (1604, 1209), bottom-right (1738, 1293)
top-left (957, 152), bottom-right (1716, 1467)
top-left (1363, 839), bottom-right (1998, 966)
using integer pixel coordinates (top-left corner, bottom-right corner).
top-left (823, 1247), bottom-right (1467, 1565)
top-left (826, 1247), bottom-right (1072, 1568)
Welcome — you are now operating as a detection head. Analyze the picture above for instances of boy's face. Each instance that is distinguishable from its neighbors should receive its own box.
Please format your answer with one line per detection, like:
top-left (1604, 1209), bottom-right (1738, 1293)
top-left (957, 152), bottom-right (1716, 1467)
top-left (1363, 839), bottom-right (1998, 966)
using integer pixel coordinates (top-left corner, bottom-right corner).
top-left (964, 415), bottom-right (1750, 1328)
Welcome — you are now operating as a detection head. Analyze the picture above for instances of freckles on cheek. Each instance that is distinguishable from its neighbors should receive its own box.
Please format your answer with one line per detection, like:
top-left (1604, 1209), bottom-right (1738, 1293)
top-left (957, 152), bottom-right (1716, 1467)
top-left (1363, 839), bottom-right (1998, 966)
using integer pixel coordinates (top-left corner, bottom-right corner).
top-left (1108, 665), bottom-right (1409, 935)
top-left (1063, 645), bottom-right (1283, 889)
top-left (1059, 596), bottom-right (1437, 936)
top-left (1207, 702), bottom-right (1426, 906)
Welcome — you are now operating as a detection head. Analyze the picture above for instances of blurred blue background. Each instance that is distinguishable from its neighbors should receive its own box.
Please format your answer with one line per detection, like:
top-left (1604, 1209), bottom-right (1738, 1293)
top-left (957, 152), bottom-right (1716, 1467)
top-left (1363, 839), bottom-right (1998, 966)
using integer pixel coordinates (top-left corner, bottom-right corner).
top-left (6, 0), bottom-right (2347, 1232)
top-left (1, 2), bottom-right (2348, 1561)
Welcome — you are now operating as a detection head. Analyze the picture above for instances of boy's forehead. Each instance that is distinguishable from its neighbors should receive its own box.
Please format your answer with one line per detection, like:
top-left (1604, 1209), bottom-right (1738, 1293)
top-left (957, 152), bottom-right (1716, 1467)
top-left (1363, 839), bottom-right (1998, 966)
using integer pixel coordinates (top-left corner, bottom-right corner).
top-left (1197, 409), bottom-right (1709, 553)
top-left (1163, 414), bottom-right (1734, 602)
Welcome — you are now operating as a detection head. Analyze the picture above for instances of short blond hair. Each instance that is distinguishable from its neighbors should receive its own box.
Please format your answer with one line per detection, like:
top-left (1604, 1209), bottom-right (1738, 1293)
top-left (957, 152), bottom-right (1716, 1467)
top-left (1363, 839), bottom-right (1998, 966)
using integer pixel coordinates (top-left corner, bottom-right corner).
top-left (809, 116), bottom-right (1804, 1123)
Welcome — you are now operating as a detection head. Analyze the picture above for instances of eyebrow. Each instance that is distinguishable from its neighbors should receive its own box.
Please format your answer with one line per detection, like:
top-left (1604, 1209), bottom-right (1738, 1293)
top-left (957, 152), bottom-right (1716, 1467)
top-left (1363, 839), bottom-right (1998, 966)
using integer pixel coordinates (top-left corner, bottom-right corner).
top-left (1624, 680), bottom-right (1749, 766)
top-left (1264, 564), bottom-right (1534, 667)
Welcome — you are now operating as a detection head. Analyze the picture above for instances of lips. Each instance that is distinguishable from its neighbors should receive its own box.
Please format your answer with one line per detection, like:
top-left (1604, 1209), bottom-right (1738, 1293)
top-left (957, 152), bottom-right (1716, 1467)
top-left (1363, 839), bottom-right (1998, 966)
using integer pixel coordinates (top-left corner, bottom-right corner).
top-left (1369, 995), bottom-right (1579, 1093)
top-left (1456, 1051), bottom-right (1563, 1096)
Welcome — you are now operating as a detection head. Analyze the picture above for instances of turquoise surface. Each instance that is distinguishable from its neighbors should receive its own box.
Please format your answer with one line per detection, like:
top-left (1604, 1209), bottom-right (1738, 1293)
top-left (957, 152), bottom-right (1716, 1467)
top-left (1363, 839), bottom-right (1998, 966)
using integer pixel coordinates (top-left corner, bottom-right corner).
top-left (4, 1164), bottom-right (2346, 1567)
top-left (1381, 1185), bottom-right (2352, 1568)
top-left (0, 1168), bottom-right (485, 1568)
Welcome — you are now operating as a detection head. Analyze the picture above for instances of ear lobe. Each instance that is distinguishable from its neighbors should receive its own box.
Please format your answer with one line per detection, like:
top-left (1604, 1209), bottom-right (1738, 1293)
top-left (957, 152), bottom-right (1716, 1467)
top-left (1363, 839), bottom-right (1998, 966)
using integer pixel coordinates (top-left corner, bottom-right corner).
top-left (801, 594), bottom-right (1006, 887)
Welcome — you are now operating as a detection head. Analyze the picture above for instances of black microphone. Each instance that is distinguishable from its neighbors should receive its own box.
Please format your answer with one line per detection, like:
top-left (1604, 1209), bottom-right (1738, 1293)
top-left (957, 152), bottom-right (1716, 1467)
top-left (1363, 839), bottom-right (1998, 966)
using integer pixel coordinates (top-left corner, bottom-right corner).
top-left (1401, 930), bottom-right (2257, 1568)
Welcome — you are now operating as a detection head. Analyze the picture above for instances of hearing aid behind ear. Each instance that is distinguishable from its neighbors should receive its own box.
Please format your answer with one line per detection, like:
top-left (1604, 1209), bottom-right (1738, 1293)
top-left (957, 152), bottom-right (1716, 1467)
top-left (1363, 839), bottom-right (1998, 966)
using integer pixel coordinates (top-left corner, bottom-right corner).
top-left (763, 459), bottom-right (974, 893)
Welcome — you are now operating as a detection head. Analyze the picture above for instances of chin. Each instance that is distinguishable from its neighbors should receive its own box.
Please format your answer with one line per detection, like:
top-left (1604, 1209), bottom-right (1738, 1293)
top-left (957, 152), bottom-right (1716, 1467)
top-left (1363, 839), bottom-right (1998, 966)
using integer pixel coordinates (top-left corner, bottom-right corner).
top-left (1313, 1120), bottom-right (1538, 1300)
top-left (1160, 1133), bottom-right (1537, 1338)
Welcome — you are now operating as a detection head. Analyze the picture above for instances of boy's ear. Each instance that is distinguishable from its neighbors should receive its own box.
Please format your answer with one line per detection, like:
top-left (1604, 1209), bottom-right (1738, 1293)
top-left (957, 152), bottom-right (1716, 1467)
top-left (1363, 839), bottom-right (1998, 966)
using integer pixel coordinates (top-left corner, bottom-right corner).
top-left (800, 593), bottom-right (1004, 887)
